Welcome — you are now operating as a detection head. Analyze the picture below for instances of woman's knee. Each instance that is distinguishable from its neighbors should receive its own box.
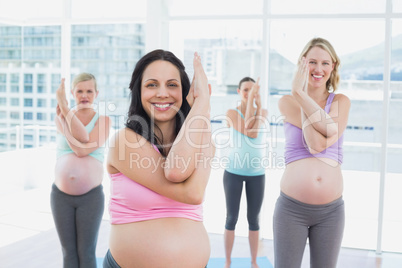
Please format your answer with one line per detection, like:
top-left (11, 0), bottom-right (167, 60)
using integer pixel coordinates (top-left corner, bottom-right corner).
top-left (225, 215), bottom-right (238, 230)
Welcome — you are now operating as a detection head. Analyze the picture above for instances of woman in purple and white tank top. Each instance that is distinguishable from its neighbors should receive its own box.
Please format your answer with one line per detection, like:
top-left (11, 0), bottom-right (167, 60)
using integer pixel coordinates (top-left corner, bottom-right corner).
top-left (273, 38), bottom-right (351, 268)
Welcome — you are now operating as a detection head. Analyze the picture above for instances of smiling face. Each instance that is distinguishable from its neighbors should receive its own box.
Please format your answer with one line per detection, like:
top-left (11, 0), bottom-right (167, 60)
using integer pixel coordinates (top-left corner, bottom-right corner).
top-left (141, 60), bottom-right (183, 125)
top-left (71, 79), bottom-right (98, 109)
top-left (237, 81), bottom-right (254, 103)
top-left (305, 46), bottom-right (335, 91)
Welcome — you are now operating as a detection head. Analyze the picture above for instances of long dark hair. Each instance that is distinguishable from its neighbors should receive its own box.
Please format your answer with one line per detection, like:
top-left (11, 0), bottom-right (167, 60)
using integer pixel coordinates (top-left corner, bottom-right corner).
top-left (125, 49), bottom-right (191, 157)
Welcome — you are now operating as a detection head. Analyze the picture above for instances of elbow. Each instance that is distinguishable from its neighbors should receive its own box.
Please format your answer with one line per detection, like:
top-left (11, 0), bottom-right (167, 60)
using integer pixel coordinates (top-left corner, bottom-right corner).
top-left (307, 142), bottom-right (326, 155)
top-left (248, 132), bottom-right (258, 139)
top-left (74, 150), bottom-right (89, 158)
top-left (78, 136), bottom-right (90, 143)
top-left (245, 130), bottom-right (258, 139)
top-left (325, 124), bottom-right (338, 139)
top-left (185, 190), bottom-right (204, 205)
top-left (164, 168), bottom-right (188, 183)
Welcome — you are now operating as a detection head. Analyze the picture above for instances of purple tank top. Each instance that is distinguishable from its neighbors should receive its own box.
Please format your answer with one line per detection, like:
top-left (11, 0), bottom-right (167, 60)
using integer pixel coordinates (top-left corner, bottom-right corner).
top-left (284, 93), bottom-right (343, 165)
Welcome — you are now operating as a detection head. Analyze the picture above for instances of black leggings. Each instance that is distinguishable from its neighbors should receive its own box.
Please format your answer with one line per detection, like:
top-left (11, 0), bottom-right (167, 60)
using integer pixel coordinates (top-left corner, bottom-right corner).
top-left (223, 170), bottom-right (265, 231)
top-left (50, 183), bottom-right (104, 268)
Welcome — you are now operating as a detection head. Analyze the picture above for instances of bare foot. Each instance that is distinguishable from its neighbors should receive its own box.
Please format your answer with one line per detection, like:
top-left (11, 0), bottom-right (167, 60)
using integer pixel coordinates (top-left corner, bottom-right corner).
top-left (251, 261), bottom-right (260, 268)
top-left (224, 261), bottom-right (231, 268)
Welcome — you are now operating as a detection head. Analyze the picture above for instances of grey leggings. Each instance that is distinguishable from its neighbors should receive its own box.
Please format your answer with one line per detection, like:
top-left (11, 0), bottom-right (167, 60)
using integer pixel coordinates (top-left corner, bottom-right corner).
top-left (223, 170), bottom-right (265, 231)
top-left (273, 192), bottom-right (345, 268)
top-left (50, 183), bottom-right (104, 268)
top-left (103, 250), bottom-right (121, 268)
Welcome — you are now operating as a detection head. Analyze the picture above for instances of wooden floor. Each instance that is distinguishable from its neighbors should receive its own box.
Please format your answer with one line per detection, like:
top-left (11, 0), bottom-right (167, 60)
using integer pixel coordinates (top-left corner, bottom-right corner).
top-left (1, 188), bottom-right (402, 268)
top-left (2, 219), bottom-right (402, 268)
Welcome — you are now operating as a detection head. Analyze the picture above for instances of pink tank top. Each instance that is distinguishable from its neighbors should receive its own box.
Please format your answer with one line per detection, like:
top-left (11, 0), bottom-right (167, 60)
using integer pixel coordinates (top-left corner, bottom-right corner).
top-left (284, 93), bottom-right (344, 165)
top-left (108, 145), bottom-right (203, 224)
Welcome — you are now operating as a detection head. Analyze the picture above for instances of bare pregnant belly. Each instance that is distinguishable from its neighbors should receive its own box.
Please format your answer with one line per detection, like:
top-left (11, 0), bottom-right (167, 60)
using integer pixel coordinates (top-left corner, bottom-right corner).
top-left (54, 154), bottom-right (104, 195)
top-left (280, 158), bottom-right (343, 204)
top-left (110, 218), bottom-right (210, 268)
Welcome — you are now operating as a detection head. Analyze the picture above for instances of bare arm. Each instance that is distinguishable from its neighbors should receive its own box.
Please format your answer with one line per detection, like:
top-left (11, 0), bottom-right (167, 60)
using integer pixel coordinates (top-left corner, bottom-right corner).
top-left (301, 94), bottom-right (350, 154)
top-left (56, 78), bottom-right (89, 143)
top-left (164, 52), bottom-right (211, 182)
top-left (108, 128), bottom-right (215, 205)
top-left (55, 114), bottom-right (112, 157)
top-left (291, 58), bottom-right (338, 138)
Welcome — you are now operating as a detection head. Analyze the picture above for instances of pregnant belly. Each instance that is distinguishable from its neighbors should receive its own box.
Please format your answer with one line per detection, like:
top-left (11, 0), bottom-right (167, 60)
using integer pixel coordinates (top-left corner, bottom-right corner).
top-left (54, 153), bottom-right (104, 195)
top-left (110, 218), bottom-right (210, 268)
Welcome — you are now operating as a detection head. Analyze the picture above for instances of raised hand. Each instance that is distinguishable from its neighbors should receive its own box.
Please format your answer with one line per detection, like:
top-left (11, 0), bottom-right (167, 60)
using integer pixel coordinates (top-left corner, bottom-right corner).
top-left (292, 57), bottom-right (309, 95)
top-left (249, 77), bottom-right (260, 106)
top-left (56, 78), bottom-right (68, 110)
top-left (192, 52), bottom-right (209, 101)
top-left (187, 52), bottom-right (211, 107)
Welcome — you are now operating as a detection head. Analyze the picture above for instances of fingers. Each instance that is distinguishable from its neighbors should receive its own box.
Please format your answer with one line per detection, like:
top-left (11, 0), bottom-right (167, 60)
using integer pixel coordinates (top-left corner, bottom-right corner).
top-left (192, 52), bottom-right (209, 99)
top-left (59, 78), bottom-right (65, 92)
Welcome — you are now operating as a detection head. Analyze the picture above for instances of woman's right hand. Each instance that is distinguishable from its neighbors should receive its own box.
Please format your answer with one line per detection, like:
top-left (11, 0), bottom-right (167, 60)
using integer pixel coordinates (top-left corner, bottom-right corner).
top-left (249, 78), bottom-right (260, 105)
top-left (56, 78), bottom-right (69, 112)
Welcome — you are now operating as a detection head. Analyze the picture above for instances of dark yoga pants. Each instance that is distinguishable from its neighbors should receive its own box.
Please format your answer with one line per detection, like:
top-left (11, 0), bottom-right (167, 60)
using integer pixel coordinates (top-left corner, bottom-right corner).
top-left (223, 170), bottom-right (265, 231)
top-left (273, 191), bottom-right (345, 268)
top-left (50, 183), bottom-right (104, 268)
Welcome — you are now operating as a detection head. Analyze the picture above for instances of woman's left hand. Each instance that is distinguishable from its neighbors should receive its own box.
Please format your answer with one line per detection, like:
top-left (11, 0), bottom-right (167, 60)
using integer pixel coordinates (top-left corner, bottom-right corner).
top-left (186, 53), bottom-right (211, 107)
top-left (292, 57), bottom-right (309, 96)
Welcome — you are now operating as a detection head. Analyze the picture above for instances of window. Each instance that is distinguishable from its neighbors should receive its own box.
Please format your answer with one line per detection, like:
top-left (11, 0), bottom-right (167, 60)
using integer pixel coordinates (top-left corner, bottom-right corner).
top-left (0, 98), bottom-right (6, 105)
top-left (23, 112), bottom-right (33, 120)
top-left (37, 99), bottom-right (47, 107)
top-left (10, 74), bottom-right (19, 83)
top-left (10, 112), bottom-right (19, 119)
top-left (36, 112), bottom-right (47, 121)
top-left (0, 111), bottom-right (6, 119)
top-left (270, 0), bottom-right (385, 14)
top-left (11, 98), bottom-right (19, 106)
top-left (24, 74), bottom-right (33, 83)
top-left (24, 85), bottom-right (33, 93)
top-left (24, 134), bottom-right (33, 141)
top-left (24, 98), bottom-right (33, 107)
top-left (37, 85), bottom-right (46, 93)
top-left (10, 86), bottom-right (19, 93)
top-left (382, 19), bottom-right (402, 253)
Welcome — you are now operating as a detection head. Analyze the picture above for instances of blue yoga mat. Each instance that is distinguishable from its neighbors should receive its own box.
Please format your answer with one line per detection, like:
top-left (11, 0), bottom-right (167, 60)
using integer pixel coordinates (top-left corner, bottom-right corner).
top-left (97, 256), bottom-right (273, 268)
top-left (207, 257), bottom-right (273, 268)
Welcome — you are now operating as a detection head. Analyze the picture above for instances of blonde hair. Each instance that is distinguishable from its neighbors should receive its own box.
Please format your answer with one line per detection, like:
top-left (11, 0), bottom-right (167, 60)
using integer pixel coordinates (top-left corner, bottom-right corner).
top-left (72, 73), bottom-right (97, 92)
top-left (299, 38), bottom-right (340, 92)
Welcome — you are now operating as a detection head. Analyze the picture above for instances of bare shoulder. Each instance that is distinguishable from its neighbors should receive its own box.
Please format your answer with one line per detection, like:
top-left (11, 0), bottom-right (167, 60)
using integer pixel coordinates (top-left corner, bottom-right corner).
top-left (332, 93), bottom-right (351, 112)
top-left (226, 109), bottom-right (239, 118)
top-left (97, 115), bottom-right (112, 124)
top-left (108, 128), bottom-right (150, 166)
top-left (278, 94), bottom-right (298, 114)
top-left (333, 93), bottom-right (351, 104)
top-left (115, 128), bottom-right (146, 147)
top-left (226, 109), bottom-right (241, 125)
